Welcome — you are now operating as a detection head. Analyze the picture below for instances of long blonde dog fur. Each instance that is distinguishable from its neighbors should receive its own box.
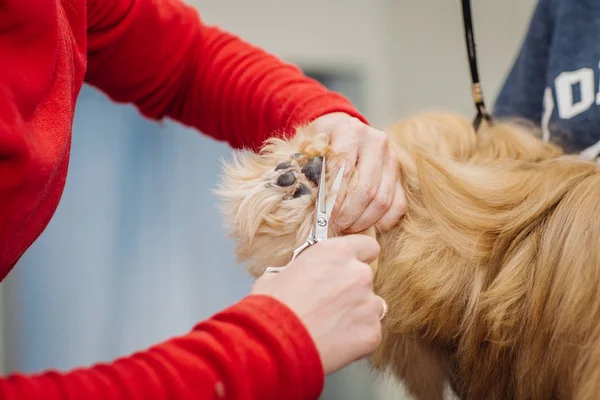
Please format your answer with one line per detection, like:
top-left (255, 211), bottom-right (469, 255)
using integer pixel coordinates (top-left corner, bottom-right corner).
top-left (215, 112), bottom-right (600, 400)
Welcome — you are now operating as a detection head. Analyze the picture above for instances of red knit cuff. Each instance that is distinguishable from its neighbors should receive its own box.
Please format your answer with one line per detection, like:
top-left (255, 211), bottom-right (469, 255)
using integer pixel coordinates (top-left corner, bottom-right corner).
top-left (204, 294), bottom-right (325, 400)
top-left (296, 98), bottom-right (369, 127)
top-left (239, 295), bottom-right (325, 398)
top-left (283, 92), bottom-right (370, 137)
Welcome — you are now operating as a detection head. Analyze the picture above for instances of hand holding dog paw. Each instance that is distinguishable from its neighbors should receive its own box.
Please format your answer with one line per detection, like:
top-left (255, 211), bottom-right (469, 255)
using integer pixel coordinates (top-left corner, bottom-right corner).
top-left (251, 235), bottom-right (385, 375)
top-left (308, 112), bottom-right (407, 233)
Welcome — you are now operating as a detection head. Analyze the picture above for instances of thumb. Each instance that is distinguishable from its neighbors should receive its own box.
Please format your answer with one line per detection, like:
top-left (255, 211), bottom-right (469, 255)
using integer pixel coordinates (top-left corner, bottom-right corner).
top-left (330, 234), bottom-right (380, 263)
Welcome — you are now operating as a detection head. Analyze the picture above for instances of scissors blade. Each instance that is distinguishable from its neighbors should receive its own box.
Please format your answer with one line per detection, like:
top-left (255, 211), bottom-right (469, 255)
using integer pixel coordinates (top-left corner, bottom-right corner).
top-left (326, 160), bottom-right (346, 220)
top-left (313, 157), bottom-right (346, 242)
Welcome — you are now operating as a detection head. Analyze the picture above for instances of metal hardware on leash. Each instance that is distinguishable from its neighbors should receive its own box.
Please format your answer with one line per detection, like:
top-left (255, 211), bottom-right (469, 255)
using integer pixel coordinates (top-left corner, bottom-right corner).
top-left (262, 156), bottom-right (346, 275)
top-left (461, 0), bottom-right (494, 131)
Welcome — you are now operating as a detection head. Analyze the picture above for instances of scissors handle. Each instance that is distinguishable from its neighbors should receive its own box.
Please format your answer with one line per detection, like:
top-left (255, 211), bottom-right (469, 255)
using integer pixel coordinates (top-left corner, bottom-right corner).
top-left (291, 238), bottom-right (315, 262)
top-left (263, 237), bottom-right (315, 274)
top-left (261, 157), bottom-right (346, 276)
top-left (263, 265), bottom-right (287, 274)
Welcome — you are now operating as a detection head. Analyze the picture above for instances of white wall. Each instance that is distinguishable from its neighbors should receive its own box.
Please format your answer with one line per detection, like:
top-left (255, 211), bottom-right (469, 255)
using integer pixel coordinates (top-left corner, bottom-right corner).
top-left (385, 0), bottom-right (538, 122)
top-left (189, 0), bottom-right (538, 123)
top-left (188, 0), bottom-right (394, 126)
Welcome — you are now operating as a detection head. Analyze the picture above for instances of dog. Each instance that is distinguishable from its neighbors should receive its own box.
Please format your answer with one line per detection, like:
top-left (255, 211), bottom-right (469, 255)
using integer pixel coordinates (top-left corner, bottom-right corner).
top-left (215, 112), bottom-right (600, 400)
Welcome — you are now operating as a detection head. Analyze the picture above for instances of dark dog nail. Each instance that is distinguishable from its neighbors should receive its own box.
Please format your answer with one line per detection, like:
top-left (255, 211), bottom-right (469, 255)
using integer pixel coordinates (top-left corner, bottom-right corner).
top-left (301, 156), bottom-right (323, 186)
top-left (275, 161), bottom-right (291, 171)
top-left (276, 170), bottom-right (296, 187)
top-left (292, 183), bottom-right (311, 198)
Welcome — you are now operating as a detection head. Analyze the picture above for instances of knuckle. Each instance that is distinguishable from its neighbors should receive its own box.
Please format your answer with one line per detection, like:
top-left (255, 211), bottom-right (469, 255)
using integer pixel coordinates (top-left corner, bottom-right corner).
top-left (345, 120), bottom-right (362, 133)
top-left (365, 325), bottom-right (383, 349)
top-left (320, 242), bottom-right (339, 259)
top-left (330, 237), bottom-right (351, 255)
top-left (360, 182), bottom-right (378, 200)
top-left (368, 242), bottom-right (381, 261)
top-left (396, 202), bottom-right (407, 220)
top-left (354, 262), bottom-right (374, 286)
top-left (370, 238), bottom-right (381, 254)
top-left (376, 187), bottom-right (407, 231)
top-left (355, 122), bottom-right (369, 134)
top-left (376, 218), bottom-right (395, 233)
top-left (372, 129), bottom-right (389, 146)
top-left (373, 191), bottom-right (393, 211)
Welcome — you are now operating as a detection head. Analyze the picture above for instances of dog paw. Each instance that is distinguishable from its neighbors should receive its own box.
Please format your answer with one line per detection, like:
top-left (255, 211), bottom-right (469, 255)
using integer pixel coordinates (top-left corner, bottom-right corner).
top-left (215, 130), bottom-right (345, 274)
top-left (267, 154), bottom-right (324, 200)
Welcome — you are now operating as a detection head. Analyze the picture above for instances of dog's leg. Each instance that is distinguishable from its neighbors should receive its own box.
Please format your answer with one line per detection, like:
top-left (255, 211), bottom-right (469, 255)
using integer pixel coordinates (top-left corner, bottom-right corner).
top-left (372, 334), bottom-right (447, 400)
top-left (399, 339), bottom-right (447, 400)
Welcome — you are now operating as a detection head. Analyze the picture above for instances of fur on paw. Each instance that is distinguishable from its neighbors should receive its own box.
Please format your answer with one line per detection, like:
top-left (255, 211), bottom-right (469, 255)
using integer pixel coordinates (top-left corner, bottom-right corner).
top-left (215, 127), bottom-right (348, 275)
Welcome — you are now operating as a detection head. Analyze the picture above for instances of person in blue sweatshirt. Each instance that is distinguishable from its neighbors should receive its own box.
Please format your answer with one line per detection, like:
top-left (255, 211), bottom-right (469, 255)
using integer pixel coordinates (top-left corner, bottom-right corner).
top-left (494, 0), bottom-right (600, 161)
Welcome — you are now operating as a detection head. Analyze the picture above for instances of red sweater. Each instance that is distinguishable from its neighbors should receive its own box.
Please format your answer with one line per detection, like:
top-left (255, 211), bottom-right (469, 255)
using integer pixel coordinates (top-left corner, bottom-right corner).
top-left (0, 0), bottom-right (367, 399)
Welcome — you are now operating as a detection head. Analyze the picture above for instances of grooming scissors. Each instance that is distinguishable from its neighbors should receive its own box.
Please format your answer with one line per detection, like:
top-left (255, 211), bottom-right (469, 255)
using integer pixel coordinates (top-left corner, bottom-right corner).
top-left (262, 156), bottom-right (346, 274)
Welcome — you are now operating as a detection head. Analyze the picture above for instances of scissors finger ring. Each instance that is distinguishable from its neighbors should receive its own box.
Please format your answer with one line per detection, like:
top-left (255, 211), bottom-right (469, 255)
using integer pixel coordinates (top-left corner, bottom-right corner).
top-left (260, 156), bottom-right (346, 277)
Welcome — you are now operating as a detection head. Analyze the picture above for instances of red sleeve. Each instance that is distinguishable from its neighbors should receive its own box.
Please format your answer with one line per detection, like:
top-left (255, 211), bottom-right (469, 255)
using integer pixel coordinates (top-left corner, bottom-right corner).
top-left (0, 295), bottom-right (324, 400)
top-left (84, 0), bottom-right (368, 150)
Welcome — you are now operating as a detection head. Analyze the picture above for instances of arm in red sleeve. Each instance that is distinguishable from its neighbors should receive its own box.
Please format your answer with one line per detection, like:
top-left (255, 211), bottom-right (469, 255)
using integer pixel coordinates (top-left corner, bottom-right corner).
top-left (0, 295), bottom-right (324, 400)
top-left (84, 0), bottom-right (368, 150)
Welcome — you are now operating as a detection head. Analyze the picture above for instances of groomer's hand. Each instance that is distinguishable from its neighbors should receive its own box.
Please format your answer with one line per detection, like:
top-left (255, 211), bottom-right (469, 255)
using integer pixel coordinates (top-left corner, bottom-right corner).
top-left (251, 235), bottom-right (385, 375)
top-left (308, 112), bottom-right (406, 233)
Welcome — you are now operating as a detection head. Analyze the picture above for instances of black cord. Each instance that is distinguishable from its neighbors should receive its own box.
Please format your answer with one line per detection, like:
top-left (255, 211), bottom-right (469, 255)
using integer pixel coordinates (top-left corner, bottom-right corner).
top-left (461, 0), bottom-right (493, 131)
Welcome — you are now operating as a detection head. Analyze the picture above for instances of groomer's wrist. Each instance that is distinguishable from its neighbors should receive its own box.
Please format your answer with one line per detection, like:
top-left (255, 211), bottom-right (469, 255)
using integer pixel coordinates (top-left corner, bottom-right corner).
top-left (205, 295), bottom-right (325, 399)
top-left (309, 112), bottom-right (367, 131)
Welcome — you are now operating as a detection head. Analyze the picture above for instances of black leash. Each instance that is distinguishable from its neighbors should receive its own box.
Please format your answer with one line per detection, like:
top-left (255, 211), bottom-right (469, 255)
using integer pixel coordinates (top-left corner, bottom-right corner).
top-left (461, 0), bottom-right (493, 131)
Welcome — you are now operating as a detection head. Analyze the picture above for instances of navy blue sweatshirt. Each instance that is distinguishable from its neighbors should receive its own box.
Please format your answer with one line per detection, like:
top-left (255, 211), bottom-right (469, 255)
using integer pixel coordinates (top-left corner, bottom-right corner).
top-left (494, 0), bottom-right (600, 160)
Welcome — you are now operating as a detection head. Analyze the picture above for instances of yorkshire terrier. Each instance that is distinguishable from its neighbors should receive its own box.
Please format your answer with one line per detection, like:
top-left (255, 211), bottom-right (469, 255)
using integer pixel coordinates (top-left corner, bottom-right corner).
top-left (215, 112), bottom-right (600, 400)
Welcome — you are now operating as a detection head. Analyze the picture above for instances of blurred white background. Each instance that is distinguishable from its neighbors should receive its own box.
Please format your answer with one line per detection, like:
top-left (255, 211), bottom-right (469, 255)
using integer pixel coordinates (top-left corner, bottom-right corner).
top-left (0, 0), bottom-right (538, 399)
